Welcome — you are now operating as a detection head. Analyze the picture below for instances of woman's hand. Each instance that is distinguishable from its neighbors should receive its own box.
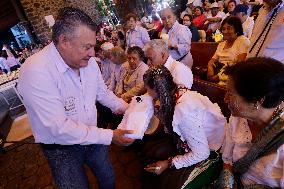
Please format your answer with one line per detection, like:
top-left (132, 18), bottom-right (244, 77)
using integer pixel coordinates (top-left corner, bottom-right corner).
top-left (144, 160), bottom-right (170, 175)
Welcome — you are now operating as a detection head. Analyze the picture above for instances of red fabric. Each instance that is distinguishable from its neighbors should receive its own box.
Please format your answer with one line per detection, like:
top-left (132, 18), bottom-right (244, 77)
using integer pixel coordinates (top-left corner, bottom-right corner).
top-left (192, 14), bottom-right (206, 30)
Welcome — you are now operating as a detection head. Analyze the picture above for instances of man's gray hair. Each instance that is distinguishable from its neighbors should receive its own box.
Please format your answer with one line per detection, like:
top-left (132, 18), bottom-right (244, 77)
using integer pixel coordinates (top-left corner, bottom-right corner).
top-left (145, 39), bottom-right (169, 53)
top-left (52, 7), bottom-right (97, 45)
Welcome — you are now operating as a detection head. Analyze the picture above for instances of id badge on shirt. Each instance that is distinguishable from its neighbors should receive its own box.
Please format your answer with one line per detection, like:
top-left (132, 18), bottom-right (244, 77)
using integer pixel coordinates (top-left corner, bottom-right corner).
top-left (64, 96), bottom-right (78, 116)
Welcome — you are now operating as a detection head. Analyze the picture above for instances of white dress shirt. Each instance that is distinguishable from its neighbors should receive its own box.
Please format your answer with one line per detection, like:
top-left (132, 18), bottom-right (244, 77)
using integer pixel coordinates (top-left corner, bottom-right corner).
top-left (222, 116), bottom-right (284, 188)
top-left (172, 91), bottom-right (226, 169)
top-left (164, 55), bottom-right (193, 89)
top-left (18, 43), bottom-right (128, 145)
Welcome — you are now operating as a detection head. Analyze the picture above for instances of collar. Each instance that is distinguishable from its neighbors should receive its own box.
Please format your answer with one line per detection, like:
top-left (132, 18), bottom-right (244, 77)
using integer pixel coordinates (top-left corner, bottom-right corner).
top-left (49, 42), bottom-right (71, 74)
top-left (168, 21), bottom-right (179, 33)
top-left (164, 55), bottom-right (175, 69)
top-left (127, 25), bottom-right (139, 33)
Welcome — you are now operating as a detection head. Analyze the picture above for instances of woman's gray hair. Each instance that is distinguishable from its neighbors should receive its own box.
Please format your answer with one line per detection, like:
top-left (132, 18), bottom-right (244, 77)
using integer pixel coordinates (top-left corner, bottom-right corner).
top-left (52, 7), bottom-right (97, 45)
top-left (145, 39), bottom-right (169, 54)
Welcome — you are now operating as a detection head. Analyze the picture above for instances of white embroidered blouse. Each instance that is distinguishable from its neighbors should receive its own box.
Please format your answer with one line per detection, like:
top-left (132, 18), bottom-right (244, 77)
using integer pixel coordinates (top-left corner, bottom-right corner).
top-left (222, 116), bottom-right (284, 188)
top-left (171, 90), bottom-right (226, 169)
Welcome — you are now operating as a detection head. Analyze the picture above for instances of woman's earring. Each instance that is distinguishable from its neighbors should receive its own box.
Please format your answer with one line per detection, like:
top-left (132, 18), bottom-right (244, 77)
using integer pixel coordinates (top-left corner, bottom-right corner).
top-left (254, 103), bottom-right (259, 110)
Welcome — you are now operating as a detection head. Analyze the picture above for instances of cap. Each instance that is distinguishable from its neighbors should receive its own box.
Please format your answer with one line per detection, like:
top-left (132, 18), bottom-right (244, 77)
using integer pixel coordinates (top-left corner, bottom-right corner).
top-left (233, 4), bottom-right (249, 14)
top-left (101, 42), bottom-right (114, 51)
top-left (210, 2), bottom-right (219, 8)
top-left (187, 0), bottom-right (195, 5)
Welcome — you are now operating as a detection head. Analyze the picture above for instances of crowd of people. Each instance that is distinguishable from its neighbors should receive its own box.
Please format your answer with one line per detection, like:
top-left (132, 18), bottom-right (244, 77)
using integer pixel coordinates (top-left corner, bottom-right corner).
top-left (0, 41), bottom-right (52, 75)
top-left (11, 0), bottom-right (284, 188)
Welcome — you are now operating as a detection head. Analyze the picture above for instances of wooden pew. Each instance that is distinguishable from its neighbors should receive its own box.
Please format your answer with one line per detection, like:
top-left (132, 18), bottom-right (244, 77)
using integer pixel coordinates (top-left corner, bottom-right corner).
top-left (191, 42), bottom-right (218, 68)
top-left (192, 77), bottom-right (230, 118)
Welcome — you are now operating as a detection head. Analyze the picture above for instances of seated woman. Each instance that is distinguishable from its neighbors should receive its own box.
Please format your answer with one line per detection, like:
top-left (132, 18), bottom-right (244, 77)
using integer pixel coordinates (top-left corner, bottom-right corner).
top-left (183, 14), bottom-right (200, 42)
top-left (207, 16), bottom-right (250, 86)
top-left (99, 42), bottom-right (114, 87)
top-left (2, 50), bottom-right (21, 72)
top-left (219, 57), bottom-right (284, 188)
top-left (143, 65), bottom-right (226, 189)
top-left (108, 46), bottom-right (128, 93)
top-left (116, 46), bottom-right (148, 103)
top-left (192, 6), bottom-right (207, 30)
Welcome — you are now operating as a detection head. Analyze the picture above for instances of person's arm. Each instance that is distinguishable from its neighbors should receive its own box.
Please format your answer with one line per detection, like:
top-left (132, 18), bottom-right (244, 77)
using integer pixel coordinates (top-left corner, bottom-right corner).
top-left (206, 17), bottom-right (222, 23)
top-left (172, 26), bottom-right (192, 57)
top-left (236, 36), bottom-right (250, 62)
top-left (141, 27), bottom-right (151, 46)
top-left (207, 58), bottom-right (219, 82)
top-left (171, 107), bottom-right (210, 169)
top-left (95, 61), bottom-right (128, 114)
top-left (247, 18), bottom-right (254, 39)
top-left (18, 68), bottom-right (115, 145)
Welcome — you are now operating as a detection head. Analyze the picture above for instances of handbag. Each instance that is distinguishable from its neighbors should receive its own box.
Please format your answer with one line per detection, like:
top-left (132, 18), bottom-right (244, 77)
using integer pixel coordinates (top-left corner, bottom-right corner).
top-left (181, 151), bottom-right (222, 189)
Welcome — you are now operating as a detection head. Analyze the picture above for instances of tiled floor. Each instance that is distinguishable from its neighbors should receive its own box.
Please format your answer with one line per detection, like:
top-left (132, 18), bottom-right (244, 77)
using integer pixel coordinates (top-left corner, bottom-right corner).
top-left (0, 138), bottom-right (143, 189)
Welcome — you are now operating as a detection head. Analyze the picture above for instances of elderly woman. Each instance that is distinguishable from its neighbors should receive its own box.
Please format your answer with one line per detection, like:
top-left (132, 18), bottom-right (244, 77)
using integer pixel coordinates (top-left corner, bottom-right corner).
top-left (143, 65), bottom-right (226, 189)
top-left (108, 46), bottom-right (128, 93)
top-left (207, 16), bottom-right (250, 86)
top-left (160, 7), bottom-right (193, 68)
top-left (220, 57), bottom-right (284, 188)
top-left (116, 46), bottom-right (148, 102)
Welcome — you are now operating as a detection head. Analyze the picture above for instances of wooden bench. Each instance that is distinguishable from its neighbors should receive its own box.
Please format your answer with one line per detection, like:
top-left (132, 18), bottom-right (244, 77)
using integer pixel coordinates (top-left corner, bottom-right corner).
top-left (192, 77), bottom-right (230, 118)
top-left (191, 42), bottom-right (218, 69)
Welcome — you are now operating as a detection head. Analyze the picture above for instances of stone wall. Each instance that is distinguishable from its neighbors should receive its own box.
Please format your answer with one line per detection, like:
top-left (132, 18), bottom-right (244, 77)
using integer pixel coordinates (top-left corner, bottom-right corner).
top-left (20, 0), bottom-right (101, 43)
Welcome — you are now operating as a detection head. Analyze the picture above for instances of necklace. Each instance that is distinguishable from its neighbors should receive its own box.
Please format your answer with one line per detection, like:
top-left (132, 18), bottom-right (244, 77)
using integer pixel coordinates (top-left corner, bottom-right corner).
top-left (271, 104), bottom-right (283, 121)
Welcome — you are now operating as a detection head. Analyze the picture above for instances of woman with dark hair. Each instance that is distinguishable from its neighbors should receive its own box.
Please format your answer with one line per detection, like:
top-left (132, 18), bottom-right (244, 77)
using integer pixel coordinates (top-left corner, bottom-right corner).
top-left (183, 14), bottom-right (200, 42)
top-left (143, 65), bottom-right (226, 189)
top-left (116, 46), bottom-right (148, 102)
top-left (207, 16), bottom-right (250, 86)
top-left (219, 57), bottom-right (284, 188)
top-left (192, 6), bottom-right (207, 29)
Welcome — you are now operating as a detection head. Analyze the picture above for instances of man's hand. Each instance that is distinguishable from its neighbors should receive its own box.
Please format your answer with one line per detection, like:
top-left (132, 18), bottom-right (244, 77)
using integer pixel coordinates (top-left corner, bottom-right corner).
top-left (112, 129), bottom-right (135, 146)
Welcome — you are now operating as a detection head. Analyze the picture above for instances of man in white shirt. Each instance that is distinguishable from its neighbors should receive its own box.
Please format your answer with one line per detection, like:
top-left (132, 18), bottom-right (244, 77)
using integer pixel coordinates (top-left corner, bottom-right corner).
top-left (18, 7), bottom-right (133, 189)
top-left (145, 39), bottom-right (193, 89)
top-left (248, 0), bottom-right (284, 63)
top-left (233, 4), bottom-right (255, 39)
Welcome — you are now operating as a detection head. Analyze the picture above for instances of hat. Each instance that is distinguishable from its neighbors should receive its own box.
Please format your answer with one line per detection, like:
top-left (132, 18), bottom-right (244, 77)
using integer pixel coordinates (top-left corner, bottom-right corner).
top-left (101, 42), bottom-right (114, 51)
top-left (210, 2), bottom-right (219, 8)
top-left (233, 4), bottom-right (249, 14)
top-left (186, 0), bottom-right (195, 5)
